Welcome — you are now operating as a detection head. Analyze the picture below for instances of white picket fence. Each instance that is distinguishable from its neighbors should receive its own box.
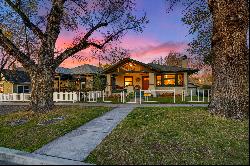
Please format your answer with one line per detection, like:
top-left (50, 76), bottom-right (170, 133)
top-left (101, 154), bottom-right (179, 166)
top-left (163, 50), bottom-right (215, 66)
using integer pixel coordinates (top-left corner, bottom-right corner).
top-left (0, 89), bottom-right (211, 104)
top-left (0, 90), bottom-right (112, 103)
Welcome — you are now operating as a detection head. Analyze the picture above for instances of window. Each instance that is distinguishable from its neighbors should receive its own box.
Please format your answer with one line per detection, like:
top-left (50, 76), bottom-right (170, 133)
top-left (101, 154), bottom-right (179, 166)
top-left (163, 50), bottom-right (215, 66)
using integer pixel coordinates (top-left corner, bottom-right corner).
top-left (17, 85), bottom-right (30, 93)
top-left (164, 74), bottom-right (175, 79)
top-left (178, 74), bottom-right (184, 86)
top-left (163, 74), bottom-right (175, 86)
top-left (0, 84), bottom-right (3, 93)
top-left (156, 75), bottom-right (162, 86)
top-left (124, 76), bottom-right (133, 86)
top-left (156, 73), bottom-right (185, 87)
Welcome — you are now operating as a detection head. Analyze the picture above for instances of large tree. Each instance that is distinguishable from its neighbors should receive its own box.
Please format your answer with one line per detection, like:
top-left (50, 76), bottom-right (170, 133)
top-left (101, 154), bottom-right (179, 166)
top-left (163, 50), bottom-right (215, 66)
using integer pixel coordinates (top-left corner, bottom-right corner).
top-left (0, 0), bottom-right (147, 112)
top-left (167, 0), bottom-right (249, 119)
top-left (207, 0), bottom-right (249, 119)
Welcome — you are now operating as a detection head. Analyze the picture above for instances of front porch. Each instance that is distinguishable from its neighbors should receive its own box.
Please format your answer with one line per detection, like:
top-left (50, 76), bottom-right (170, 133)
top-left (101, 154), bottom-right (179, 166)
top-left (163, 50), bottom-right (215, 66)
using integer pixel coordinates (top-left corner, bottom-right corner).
top-left (106, 72), bottom-right (151, 94)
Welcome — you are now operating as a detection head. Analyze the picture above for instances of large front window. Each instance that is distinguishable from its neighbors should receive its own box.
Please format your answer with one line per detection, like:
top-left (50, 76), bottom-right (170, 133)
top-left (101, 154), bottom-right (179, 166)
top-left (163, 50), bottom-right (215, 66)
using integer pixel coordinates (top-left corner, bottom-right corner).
top-left (163, 74), bottom-right (175, 86)
top-left (124, 76), bottom-right (133, 86)
top-left (156, 73), bottom-right (184, 86)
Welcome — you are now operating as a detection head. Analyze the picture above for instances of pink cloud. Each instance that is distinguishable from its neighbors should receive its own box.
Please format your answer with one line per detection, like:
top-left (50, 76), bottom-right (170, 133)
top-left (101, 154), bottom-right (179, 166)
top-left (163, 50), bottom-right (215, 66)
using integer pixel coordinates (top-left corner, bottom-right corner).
top-left (56, 33), bottom-right (188, 68)
top-left (131, 41), bottom-right (188, 63)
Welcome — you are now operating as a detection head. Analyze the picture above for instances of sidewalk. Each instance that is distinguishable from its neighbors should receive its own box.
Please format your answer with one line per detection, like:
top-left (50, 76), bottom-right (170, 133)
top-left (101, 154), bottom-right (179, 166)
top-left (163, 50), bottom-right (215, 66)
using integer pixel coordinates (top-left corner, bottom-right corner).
top-left (34, 105), bottom-right (135, 161)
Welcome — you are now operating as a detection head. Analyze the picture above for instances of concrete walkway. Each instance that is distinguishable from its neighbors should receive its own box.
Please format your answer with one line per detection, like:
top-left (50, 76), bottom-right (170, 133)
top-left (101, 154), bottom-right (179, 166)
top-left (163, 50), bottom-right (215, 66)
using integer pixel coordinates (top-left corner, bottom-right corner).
top-left (34, 105), bottom-right (135, 161)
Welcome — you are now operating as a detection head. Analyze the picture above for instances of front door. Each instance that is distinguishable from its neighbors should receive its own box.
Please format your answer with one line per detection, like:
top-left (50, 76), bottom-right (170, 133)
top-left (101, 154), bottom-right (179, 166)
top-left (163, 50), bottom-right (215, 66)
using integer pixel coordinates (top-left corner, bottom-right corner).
top-left (142, 76), bottom-right (149, 90)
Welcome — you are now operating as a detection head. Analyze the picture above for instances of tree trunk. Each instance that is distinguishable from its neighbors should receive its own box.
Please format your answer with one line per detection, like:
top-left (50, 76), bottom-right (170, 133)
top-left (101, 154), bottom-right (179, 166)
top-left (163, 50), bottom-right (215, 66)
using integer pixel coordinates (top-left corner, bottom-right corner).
top-left (208, 0), bottom-right (249, 119)
top-left (29, 68), bottom-right (55, 112)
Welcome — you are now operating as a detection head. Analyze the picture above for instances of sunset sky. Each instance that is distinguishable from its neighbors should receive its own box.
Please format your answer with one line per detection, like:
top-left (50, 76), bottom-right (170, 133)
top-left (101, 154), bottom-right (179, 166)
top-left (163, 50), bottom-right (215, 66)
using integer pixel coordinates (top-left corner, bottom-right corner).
top-left (57, 0), bottom-right (192, 68)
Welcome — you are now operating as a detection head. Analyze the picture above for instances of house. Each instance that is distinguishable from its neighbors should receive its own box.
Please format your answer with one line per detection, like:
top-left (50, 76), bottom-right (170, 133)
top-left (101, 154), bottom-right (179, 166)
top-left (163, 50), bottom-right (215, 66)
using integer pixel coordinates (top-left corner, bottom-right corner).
top-left (0, 69), bottom-right (31, 94)
top-left (0, 64), bottom-right (102, 94)
top-left (54, 64), bottom-right (103, 92)
top-left (103, 57), bottom-right (198, 97)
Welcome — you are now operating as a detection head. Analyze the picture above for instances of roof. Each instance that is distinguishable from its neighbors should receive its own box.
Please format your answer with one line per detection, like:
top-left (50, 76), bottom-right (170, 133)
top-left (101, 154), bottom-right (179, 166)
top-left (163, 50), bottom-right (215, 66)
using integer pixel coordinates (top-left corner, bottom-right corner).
top-left (188, 83), bottom-right (199, 88)
top-left (147, 63), bottom-right (198, 74)
top-left (103, 58), bottom-right (198, 74)
top-left (56, 64), bottom-right (102, 75)
top-left (1, 69), bottom-right (30, 83)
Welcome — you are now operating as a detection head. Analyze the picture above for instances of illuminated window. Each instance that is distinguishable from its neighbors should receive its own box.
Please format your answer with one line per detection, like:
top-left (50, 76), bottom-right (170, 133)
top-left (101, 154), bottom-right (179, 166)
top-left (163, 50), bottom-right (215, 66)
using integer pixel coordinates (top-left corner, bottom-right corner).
top-left (163, 74), bottom-right (176, 86)
top-left (164, 79), bottom-right (175, 86)
top-left (0, 84), bottom-right (3, 93)
top-left (164, 74), bottom-right (175, 79)
top-left (156, 75), bottom-right (162, 86)
top-left (178, 74), bottom-right (184, 86)
top-left (124, 76), bottom-right (133, 86)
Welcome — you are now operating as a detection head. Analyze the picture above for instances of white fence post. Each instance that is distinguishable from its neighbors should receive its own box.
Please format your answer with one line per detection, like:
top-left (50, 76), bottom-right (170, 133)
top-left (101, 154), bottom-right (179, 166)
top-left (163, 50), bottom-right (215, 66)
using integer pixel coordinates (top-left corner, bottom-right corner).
top-left (139, 89), bottom-right (142, 104)
top-left (190, 90), bottom-right (193, 102)
top-left (173, 88), bottom-right (176, 103)
top-left (203, 89), bottom-right (205, 102)
top-left (197, 89), bottom-right (200, 101)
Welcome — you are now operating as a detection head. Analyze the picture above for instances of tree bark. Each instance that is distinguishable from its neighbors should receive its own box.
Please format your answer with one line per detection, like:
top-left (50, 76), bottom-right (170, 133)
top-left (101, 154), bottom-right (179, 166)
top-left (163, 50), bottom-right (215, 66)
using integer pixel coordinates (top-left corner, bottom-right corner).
top-left (208, 0), bottom-right (249, 119)
top-left (29, 68), bottom-right (55, 112)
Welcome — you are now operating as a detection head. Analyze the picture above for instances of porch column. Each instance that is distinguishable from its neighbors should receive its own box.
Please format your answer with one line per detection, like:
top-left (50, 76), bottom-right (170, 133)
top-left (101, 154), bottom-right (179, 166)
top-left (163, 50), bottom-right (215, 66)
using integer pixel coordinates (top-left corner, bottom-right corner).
top-left (105, 74), bottom-right (112, 96)
top-left (148, 73), bottom-right (156, 97)
top-left (184, 72), bottom-right (188, 96)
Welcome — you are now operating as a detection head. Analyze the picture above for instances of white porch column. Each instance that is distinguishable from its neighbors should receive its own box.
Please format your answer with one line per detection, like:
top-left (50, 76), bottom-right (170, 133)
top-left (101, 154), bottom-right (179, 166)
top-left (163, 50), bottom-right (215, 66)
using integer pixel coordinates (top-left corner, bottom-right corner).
top-left (148, 73), bottom-right (156, 97)
top-left (105, 74), bottom-right (112, 96)
top-left (184, 72), bottom-right (188, 96)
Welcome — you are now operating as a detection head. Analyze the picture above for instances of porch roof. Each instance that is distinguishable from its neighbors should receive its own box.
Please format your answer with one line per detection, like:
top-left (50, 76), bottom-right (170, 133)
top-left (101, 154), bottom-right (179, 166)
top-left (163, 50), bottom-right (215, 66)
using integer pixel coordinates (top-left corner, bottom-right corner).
top-left (103, 58), bottom-right (199, 74)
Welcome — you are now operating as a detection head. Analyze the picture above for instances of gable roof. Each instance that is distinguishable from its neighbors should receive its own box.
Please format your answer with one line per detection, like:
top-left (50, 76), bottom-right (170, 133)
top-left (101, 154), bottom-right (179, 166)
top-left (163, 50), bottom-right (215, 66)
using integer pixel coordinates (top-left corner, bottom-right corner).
top-left (103, 58), bottom-right (198, 74)
top-left (56, 64), bottom-right (102, 75)
top-left (1, 69), bottom-right (30, 83)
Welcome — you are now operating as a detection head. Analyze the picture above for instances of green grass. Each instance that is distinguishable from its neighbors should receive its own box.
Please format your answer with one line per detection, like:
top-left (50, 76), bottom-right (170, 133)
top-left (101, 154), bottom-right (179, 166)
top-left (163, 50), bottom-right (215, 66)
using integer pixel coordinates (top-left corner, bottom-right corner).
top-left (144, 96), bottom-right (209, 104)
top-left (85, 107), bottom-right (249, 165)
top-left (0, 106), bottom-right (111, 152)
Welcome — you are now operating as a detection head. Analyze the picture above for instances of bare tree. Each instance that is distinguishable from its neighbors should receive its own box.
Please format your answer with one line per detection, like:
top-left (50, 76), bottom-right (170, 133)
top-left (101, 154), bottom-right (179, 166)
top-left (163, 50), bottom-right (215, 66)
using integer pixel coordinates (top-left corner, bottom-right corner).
top-left (0, 0), bottom-right (148, 112)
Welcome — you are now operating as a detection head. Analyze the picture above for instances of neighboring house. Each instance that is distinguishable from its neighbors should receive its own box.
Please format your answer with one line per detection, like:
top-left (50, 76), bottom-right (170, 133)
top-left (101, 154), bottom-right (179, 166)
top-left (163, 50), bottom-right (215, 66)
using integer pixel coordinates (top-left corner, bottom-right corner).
top-left (0, 64), bottom-right (102, 94)
top-left (54, 64), bottom-right (103, 92)
top-left (0, 69), bottom-right (31, 94)
top-left (187, 83), bottom-right (198, 96)
top-left (103, 57), bottom-right (198, 96)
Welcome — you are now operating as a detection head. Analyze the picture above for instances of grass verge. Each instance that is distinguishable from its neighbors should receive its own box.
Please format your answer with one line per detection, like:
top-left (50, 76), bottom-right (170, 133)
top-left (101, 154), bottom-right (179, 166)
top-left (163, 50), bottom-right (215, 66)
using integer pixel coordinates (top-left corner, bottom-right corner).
top-left (0, 106), bottom-right (111, 152)
top-left (85, 107), bottom-right (248, 165)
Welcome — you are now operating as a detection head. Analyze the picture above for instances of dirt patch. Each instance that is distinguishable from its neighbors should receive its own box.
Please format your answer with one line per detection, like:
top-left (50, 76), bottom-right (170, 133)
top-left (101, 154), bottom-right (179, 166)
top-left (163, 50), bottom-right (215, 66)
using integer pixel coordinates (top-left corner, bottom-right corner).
top-left (0, 105), bottom-right (29, 115)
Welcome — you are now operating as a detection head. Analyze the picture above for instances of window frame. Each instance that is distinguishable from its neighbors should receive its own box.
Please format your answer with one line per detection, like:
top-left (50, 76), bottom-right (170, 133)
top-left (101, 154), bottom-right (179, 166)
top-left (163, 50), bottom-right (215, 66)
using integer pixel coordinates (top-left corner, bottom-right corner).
top-left (17, 85), bottom-right (30, 93)
top-left (156, 73), bottom-right (185, 87)
top-left (124, 76), bottom-right (133, 87)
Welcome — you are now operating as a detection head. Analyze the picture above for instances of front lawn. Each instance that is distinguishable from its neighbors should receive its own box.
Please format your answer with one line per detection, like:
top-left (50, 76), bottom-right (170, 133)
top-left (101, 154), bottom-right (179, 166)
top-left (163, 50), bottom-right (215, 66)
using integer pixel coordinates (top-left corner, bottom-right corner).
top-left (86, 107), bottom-right (249, 165)
top-left (0, 106), bottom-right (111, 152)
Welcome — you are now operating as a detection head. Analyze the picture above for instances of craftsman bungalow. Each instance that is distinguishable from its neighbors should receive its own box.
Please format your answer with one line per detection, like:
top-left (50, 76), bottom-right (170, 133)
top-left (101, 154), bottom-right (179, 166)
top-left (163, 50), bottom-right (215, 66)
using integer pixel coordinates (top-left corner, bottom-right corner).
top-left (103, 57), bottom-right (198, 97)
top-left (0, 64), bottom-right (102, 94)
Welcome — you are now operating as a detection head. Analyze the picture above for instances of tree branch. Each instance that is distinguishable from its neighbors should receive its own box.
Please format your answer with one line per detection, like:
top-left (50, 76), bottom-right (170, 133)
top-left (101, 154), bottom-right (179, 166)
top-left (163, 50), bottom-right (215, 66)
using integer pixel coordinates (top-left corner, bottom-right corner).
top-left (0, 29), bottom-right (37, 70)
top-left (53, 22), bottom-right (108, 68)
top-left (44, 0), bottom-right (66, 46)
top-left (4, 0), bottom-right (45, 40)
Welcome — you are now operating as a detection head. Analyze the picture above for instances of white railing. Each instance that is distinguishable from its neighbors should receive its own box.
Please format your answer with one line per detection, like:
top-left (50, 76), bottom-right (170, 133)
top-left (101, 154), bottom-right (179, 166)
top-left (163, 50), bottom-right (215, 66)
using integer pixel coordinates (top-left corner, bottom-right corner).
top-left (182, 89), bottom-right (211, 103)
top-left (0, 93), bottom-right (31, 102)
top-left (0, 89), bottom-right (211, 104)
